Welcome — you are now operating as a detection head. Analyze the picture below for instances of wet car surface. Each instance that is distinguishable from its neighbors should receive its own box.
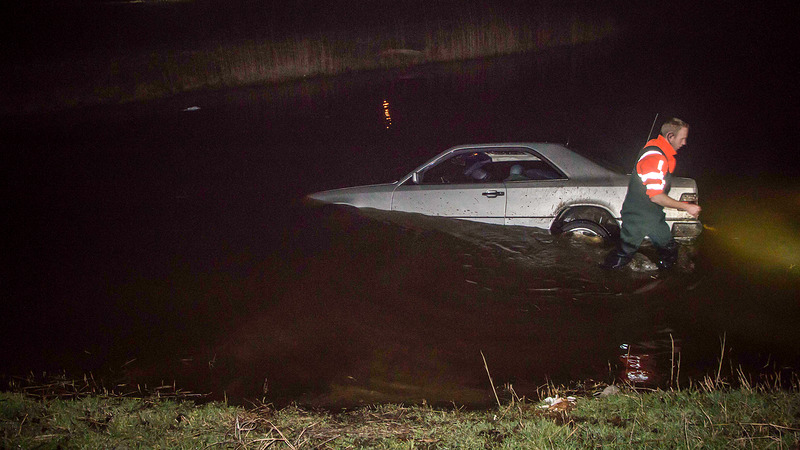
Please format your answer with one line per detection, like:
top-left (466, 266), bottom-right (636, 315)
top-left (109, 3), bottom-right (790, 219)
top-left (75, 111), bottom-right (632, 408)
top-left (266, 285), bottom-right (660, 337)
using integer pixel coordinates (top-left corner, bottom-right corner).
top-left (308, 143), bottom-right (702, 239)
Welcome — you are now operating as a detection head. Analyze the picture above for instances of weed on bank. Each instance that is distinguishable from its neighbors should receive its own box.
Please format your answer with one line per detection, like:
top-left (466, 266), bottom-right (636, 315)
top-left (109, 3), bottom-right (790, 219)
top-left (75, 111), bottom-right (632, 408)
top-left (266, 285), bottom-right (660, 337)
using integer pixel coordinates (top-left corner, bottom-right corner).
top-left (3, 6), bottom-right (615, 114)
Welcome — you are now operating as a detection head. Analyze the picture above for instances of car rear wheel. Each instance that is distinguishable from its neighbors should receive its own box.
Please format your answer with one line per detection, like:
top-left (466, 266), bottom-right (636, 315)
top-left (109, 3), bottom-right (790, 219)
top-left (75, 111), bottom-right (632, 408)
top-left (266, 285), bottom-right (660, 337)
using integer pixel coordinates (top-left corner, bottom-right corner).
top-left (561, 220), bottom-right (610, 239)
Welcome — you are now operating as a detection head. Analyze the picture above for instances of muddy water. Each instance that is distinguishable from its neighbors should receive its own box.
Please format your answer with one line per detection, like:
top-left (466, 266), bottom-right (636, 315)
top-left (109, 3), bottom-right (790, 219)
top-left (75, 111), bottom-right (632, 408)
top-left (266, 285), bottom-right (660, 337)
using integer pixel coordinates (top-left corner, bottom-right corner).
top-left (3, 38), bottom-right (799, 407)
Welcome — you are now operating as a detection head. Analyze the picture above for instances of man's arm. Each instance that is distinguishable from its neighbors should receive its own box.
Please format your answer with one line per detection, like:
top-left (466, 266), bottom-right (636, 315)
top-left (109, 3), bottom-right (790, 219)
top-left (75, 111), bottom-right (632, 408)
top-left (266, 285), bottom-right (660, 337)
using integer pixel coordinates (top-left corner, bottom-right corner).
top-left (650, 193), bottom-right (701, 218)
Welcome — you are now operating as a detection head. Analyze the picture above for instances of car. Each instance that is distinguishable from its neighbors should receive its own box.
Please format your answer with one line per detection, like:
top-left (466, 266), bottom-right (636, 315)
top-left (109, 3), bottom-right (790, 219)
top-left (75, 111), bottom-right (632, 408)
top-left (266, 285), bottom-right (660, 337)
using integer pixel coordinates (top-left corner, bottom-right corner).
top-left (306, 143), bottom-right (702, 240)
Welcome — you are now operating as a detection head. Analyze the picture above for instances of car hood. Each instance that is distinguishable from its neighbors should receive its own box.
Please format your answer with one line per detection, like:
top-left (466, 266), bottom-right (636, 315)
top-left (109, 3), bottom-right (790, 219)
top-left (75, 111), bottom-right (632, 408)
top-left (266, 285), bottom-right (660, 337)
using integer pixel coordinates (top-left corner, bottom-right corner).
top-left (306, 182), bottom-right (397, 210)
top-left (669, 177), bottom-right (697, 189)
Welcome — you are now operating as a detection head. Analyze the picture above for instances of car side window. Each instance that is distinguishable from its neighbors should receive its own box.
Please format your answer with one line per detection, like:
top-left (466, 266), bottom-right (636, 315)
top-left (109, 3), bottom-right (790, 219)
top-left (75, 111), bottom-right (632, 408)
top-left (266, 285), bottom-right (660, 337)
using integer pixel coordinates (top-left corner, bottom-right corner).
top-left (415, 148), bottom-right (566, 185)
top-left (420, 152), bottom-right (495, 184)
top-left (496, 153), bottom-right (566, 181)
top-left (507, 161), bottom-right (564, 181)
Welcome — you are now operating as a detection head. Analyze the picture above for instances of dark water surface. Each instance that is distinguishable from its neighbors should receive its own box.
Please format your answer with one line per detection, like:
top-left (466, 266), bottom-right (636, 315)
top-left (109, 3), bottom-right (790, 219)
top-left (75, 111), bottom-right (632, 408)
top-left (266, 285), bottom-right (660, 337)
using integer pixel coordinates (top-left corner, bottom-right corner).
top-left (3, 38), bottom-right (799, 407)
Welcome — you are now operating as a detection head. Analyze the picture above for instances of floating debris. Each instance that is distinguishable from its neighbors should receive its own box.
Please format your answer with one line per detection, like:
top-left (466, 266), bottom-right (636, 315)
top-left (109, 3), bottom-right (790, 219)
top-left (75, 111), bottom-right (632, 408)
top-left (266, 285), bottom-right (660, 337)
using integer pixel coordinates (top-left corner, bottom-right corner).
top-left (619, 351), bottom-right (658, 385)
top-left (492, 243), bottom-right (522, 254)
top-left (632, 279), bottom-right (663, 294)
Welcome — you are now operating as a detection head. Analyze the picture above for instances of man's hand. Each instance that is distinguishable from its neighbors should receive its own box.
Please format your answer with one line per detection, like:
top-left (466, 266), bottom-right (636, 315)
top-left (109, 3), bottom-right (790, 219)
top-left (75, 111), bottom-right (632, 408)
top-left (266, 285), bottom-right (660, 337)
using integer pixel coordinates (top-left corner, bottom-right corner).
top-left (650, 193), bottom-right (701, 218)
top-left (684, 203), bottom-right (701, 218)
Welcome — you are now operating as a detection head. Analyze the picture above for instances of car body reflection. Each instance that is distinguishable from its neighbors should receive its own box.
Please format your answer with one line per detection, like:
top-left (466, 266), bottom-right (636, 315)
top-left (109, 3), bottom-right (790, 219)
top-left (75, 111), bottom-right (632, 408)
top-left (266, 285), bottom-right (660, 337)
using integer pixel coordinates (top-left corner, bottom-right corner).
top-left (307, 143), bottom-right (702, 240)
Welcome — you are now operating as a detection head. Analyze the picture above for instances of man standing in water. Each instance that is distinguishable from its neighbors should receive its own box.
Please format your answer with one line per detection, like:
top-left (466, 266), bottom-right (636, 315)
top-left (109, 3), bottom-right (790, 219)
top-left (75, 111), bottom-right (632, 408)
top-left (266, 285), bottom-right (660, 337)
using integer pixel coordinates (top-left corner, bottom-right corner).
top-left (602, 117), bottom-right (701, 270)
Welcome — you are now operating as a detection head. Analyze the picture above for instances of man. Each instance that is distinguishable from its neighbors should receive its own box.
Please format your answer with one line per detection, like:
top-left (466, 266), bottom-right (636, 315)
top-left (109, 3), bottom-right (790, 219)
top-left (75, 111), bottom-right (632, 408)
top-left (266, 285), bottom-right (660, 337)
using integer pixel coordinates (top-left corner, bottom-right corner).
top-left (602, 117), bottom-right (701, 270)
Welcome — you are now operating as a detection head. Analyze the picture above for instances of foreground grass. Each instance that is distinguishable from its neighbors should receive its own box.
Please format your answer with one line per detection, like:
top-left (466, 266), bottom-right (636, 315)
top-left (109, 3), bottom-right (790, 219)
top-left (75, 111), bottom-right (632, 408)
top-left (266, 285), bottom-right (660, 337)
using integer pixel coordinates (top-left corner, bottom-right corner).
top-left (3, 385), bottom-right (798, 448)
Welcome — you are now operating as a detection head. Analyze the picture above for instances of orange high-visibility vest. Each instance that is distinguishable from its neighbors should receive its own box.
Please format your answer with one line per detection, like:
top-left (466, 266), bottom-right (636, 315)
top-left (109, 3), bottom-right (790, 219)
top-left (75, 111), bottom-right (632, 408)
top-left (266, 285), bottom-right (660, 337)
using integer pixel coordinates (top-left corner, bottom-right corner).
top-left (636, 135), bottom-right (676, 197)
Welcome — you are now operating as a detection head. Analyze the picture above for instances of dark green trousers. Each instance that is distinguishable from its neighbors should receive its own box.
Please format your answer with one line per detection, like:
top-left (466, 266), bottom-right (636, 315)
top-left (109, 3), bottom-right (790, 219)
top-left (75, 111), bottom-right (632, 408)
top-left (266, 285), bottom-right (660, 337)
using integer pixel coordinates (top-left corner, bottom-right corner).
top-left (602, 210), bottom-right (678, 270)
top-left (619, 210), bottom-right (673, 254)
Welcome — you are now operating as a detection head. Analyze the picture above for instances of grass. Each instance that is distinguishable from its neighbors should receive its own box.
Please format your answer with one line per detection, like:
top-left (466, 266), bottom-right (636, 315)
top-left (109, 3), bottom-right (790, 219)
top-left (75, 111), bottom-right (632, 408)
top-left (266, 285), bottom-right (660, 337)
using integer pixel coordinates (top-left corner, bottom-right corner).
top-left (2, 374), bottom-right (798, 448)
top-left (2, 6), bottom-right (615, 114)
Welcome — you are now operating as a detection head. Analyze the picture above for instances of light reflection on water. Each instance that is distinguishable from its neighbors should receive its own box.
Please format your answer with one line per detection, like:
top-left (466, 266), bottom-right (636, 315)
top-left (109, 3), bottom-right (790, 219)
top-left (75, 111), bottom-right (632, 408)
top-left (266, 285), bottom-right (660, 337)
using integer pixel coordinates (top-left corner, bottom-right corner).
top-left (705, 188), bottom-right (800, 272)
top-left (382, 99), bottom-right (393, 129)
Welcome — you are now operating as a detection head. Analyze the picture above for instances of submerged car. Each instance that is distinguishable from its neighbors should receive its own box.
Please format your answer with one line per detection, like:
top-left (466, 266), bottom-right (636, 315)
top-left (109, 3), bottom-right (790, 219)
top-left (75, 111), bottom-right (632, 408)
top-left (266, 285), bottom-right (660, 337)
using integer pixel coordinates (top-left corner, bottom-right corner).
top-left (307, 143), bottom-right (702, 240)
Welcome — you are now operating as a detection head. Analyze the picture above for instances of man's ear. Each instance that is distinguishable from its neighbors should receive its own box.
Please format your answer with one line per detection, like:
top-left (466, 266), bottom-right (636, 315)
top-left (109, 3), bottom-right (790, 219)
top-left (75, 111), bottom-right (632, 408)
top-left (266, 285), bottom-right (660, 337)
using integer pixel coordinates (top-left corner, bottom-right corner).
top-left (664, 131), bottom-right (674, 140)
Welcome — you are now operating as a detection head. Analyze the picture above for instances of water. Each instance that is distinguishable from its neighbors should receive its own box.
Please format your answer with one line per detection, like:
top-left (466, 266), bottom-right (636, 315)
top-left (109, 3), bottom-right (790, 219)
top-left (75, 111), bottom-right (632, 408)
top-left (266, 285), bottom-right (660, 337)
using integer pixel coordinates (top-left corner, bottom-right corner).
top-left (3, 36), bottom-right (799, 407)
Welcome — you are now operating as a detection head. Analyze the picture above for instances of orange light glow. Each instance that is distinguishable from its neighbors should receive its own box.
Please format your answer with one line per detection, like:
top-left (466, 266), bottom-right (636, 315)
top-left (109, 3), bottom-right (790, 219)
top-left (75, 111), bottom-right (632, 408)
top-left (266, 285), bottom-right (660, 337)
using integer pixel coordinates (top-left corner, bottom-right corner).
top-left (382, 99), bottom-right (392, 129)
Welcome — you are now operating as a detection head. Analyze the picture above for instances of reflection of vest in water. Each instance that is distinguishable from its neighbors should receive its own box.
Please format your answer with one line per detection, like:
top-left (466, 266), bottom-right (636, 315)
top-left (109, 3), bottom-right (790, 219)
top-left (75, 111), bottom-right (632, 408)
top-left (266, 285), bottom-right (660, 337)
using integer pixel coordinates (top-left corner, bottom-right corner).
top-left (621, 138), bottom-right (675, 221)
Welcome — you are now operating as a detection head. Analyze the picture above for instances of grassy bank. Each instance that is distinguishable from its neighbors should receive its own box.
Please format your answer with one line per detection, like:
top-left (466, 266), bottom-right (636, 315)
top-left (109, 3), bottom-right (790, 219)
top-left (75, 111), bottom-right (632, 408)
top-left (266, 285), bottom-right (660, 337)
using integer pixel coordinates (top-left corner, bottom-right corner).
top-left (3, 7), bottom-right (614, 114)
top-left (3, 380), bottom-right (798, 448)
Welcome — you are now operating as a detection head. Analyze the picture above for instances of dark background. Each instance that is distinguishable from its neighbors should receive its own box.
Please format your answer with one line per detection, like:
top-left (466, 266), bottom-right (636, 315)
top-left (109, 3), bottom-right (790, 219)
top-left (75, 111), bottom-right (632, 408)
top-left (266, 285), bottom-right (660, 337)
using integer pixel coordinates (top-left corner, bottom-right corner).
top-left (2, 1), bottom-right (799, 405)
top-left (3, 1), bottom-right (797, 175)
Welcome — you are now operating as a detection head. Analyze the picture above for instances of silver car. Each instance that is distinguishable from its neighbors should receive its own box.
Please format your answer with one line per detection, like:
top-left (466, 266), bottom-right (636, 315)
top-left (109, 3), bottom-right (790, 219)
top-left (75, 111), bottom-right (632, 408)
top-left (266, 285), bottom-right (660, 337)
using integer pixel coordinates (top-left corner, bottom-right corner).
top-left (307, 143), bottom-right (702, 240)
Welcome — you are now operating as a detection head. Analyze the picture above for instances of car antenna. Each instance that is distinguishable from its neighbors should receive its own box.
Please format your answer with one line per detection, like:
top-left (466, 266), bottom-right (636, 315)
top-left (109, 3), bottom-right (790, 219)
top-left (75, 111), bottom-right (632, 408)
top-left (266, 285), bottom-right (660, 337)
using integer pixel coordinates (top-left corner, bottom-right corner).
top-left (644, 113), bottom-right (659, 145)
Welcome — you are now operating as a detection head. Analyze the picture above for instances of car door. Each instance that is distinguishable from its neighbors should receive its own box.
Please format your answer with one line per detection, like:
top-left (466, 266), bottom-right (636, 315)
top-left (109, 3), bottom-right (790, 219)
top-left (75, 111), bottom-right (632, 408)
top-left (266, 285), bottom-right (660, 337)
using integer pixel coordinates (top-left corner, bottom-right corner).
top-left (502, 158), bottom-right (569, 228)
top-left (390, 150), bottom-right (507, 225)
top-left (504, 179), bottom-right (569, 228)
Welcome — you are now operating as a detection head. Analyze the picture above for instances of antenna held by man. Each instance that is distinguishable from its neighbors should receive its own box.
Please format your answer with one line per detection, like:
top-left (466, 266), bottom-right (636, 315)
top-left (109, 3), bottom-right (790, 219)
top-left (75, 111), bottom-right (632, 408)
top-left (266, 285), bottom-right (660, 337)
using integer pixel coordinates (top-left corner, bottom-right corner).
top-left (645, 113), bottom-right (659, 145)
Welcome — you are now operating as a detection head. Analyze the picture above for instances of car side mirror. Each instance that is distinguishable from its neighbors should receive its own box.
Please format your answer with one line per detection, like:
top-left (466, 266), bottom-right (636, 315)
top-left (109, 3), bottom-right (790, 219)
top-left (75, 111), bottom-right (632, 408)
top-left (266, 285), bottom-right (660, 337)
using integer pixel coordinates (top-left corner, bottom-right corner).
top-left (412, 172), bottom-right (420, 184)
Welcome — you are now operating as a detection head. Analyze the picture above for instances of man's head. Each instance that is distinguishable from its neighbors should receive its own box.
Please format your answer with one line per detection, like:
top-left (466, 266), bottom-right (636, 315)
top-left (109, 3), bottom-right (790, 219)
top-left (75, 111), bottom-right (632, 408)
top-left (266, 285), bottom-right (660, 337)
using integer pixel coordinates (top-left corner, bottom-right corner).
top-left (661, 117), bottom-right (689, 151)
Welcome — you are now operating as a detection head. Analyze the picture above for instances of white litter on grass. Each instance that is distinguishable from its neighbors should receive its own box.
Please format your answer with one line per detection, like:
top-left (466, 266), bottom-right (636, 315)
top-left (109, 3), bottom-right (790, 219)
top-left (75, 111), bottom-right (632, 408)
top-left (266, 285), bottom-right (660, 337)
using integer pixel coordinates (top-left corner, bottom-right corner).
top-left (597, 385), bottom-right (620, 398)
top-left (539, 396), bottom-right (577, 409)
top-left (182, 106), bottom-right (201, 112)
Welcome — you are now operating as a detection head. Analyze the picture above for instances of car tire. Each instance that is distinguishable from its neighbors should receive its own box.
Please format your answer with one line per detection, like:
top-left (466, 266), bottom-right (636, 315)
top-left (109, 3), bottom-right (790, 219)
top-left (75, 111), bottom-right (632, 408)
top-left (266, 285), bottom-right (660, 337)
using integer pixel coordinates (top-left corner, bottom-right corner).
top-left (561, 220), bottom-right (610, 239)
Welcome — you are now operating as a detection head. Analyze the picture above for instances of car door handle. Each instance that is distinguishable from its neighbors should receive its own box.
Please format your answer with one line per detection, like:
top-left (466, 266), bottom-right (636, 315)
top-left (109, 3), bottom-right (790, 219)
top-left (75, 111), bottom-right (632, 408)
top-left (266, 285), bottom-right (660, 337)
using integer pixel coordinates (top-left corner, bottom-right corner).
top-left (482, 190), bottom-right (505, 198)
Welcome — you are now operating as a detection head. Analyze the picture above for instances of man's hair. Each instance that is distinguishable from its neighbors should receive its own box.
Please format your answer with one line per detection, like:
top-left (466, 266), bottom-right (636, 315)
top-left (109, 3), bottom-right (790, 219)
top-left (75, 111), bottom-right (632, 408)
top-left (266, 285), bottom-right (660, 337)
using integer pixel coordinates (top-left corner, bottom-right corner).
top-left (661, 117), bottom-right (689, 137)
